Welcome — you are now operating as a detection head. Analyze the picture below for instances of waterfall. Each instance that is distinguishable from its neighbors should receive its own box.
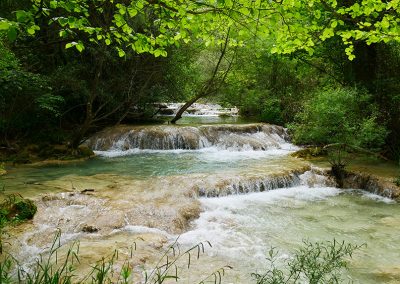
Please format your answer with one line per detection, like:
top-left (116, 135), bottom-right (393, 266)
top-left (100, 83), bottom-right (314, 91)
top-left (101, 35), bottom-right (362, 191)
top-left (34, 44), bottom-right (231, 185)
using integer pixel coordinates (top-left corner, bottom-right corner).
top-left (157, 103), bottom-right (239, 116)
top-left (86, 123), bottom-right (291, 151)
top-left (193, 168), bottom-right (336, 197)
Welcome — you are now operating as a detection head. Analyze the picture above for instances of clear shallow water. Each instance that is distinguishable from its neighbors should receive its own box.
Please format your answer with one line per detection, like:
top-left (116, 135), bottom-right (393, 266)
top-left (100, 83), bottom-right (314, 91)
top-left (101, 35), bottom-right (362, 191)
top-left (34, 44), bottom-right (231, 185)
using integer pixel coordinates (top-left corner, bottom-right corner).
top-left (2, 146), bottom-right (298, 195)
top-left (178, 187), bottom-right (400, 283)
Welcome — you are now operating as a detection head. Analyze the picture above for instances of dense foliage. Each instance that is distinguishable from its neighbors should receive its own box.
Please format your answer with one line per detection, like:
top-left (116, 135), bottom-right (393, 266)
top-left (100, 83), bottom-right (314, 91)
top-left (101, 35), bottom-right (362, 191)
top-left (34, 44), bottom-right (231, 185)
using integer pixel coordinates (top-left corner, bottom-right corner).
top-left (289, 87), bottom-right (387, 149)
top-left (0, 0), bottom-right (399, 159)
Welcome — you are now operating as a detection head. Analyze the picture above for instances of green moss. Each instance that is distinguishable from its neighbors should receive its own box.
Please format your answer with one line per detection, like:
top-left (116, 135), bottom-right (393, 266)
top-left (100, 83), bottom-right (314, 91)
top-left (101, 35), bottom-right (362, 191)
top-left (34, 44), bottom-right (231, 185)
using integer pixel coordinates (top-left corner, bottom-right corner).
top-left (0, 194), bottom-right (37, 224)
top-left (291, 147), bottom-right (327, 159)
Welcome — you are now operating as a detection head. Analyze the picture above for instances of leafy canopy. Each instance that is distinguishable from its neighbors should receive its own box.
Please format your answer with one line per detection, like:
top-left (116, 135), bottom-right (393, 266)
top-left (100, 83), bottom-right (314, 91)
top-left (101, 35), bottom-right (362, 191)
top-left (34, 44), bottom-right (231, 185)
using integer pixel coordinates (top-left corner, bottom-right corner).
top-left (0, 0), bottom-right (400, 59)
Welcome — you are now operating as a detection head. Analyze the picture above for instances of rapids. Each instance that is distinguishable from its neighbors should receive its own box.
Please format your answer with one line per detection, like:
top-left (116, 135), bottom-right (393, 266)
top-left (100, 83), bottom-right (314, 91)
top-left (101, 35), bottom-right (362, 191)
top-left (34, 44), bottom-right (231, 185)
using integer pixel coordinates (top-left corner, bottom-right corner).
top-left (1, 122), bottom-right (400, 283)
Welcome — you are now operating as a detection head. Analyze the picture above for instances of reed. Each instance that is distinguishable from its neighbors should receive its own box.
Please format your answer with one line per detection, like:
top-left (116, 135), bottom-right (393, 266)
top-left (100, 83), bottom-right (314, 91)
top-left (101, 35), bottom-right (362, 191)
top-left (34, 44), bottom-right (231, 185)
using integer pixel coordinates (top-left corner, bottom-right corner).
top-left (1, 230), bottom-right (229, 284)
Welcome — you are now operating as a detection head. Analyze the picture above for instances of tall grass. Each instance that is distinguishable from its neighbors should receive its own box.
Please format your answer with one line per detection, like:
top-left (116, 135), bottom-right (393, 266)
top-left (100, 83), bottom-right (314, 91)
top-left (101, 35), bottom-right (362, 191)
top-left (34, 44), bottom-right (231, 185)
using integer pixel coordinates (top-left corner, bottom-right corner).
top-left (1, 230), bottom-right (231, 284)
top-left (252, 239), bottom-right (364, 284)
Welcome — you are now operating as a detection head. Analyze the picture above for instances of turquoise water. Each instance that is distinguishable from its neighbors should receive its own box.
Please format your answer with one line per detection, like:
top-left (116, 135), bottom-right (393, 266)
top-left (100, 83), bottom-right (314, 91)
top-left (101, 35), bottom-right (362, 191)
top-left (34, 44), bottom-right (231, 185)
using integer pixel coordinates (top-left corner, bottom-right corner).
top-left (2, 122), bottom-right (400, 283)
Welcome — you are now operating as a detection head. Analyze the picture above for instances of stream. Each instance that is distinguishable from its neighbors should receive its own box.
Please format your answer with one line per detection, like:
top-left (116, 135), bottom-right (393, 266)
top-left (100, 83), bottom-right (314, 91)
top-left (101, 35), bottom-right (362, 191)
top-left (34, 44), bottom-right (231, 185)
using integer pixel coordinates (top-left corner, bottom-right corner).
top-left (1, 112), bottom-right (400, 283)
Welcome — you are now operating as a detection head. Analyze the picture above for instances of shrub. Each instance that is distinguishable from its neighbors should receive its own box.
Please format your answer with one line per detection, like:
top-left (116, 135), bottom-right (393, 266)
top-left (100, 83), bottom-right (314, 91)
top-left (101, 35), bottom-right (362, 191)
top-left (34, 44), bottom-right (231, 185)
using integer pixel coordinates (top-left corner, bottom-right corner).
top-left (239, 90), bottom-right (283, 125)
top-left (253, 239), bottom-right (363, 284)
top-left (289, 87), bottom-right (388, 151)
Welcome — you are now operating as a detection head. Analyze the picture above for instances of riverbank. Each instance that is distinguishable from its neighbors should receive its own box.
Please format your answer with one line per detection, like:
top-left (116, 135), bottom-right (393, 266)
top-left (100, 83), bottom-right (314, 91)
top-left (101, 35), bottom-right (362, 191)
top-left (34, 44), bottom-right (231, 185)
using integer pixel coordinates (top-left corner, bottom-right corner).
top-left (0, 144), bottom-right (95, 167)
top-left (291, 149), bottom-right (400, 200)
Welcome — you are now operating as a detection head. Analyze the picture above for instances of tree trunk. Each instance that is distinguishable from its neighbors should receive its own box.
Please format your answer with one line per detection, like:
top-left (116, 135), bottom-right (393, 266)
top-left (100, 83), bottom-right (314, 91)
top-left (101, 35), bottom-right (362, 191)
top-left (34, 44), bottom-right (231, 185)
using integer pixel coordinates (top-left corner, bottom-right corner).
top-left (170, 93), bottom-right (206, 124)
top-left (70, 52), bottom-right (104, 148)
top-left (170, 28), bottom-right (232, 124)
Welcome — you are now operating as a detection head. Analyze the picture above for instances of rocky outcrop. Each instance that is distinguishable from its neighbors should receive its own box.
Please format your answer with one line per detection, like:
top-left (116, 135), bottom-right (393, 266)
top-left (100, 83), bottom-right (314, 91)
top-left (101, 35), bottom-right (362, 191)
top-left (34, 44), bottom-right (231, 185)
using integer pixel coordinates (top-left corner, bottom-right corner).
top-left (341, 171), bottom-right (400, 200)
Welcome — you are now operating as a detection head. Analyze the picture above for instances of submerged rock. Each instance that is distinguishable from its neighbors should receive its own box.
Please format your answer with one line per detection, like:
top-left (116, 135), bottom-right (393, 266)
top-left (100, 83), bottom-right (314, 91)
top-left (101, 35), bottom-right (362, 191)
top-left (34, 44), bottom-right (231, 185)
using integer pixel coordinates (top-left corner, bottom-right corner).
top-left (82, 225), bottom-right (99, 233)
top-left (78, 145), bottom-right (95, 157)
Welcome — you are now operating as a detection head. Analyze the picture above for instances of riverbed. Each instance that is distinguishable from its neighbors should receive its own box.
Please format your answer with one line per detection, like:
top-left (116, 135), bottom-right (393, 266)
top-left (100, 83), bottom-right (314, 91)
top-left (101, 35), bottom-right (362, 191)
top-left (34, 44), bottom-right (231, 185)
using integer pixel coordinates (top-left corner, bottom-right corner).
top-left (1, 121), bottom-right (399, 283)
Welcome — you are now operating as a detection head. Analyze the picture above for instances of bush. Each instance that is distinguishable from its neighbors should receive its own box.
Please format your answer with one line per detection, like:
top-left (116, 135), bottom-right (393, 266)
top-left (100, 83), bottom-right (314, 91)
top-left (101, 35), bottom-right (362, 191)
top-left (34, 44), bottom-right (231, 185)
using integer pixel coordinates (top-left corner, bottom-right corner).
top-left (253, 239), bottom-right (363, 284)
top-left (0, 40), bottom-right (64, 144)
top-left (289, 87), bottom-right (388, 150)
top-left (239, 90), bottom-right (284, 125)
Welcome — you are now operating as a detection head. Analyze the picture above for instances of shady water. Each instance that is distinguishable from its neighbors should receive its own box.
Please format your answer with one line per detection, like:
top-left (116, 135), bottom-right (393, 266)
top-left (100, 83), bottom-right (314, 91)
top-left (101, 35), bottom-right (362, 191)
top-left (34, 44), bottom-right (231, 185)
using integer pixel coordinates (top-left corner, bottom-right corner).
top-left (1, 109), bottom-right (400, 283)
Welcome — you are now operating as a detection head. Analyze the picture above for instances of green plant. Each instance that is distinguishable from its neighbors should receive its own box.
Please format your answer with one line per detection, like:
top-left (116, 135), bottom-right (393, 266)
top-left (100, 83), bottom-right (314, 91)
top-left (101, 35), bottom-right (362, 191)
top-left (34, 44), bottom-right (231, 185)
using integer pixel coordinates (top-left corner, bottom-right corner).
top-left (22, 230), bottom-right (79, 284)
top-left (1, 230), bottom-right (230, 284)
top-left (0, 194), bottom-right (37, 222)
top-left (252, 239), bottom-right (364, 284)
top-left (289, 87), bottom-right (388, 151)
top-left (0, 254), bottom-right (13, 284)
top-left (394, 176), bottom-right (400, 187)
top-left (0, 194), bottom-right (37, 254)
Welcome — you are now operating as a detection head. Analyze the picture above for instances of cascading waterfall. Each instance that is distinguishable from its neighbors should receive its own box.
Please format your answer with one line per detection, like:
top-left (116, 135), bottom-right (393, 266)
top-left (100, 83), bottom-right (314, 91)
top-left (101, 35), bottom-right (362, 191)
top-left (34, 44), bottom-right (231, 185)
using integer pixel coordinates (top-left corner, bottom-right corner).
top-left (86, 123), bottom-right (290, 151)
top-left (157, 102), bottom-right (239, 116)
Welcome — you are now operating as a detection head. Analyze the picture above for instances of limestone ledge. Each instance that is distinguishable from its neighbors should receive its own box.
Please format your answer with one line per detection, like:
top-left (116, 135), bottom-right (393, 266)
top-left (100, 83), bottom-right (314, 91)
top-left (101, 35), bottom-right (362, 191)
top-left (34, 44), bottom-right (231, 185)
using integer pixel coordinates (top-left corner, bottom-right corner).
top-left (341, 170), bottom-right (400, 200)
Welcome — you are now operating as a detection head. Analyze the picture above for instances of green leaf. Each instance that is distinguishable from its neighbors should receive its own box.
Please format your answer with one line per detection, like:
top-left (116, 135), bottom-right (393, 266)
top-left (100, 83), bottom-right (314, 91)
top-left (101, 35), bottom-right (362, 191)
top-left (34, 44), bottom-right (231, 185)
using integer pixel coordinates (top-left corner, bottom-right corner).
top-left (127, 7), bottom-right (137, 17)
top-left (65, 42), bottom-right (76, 49)
top-left (118, 49), bottom-right (125, 57)
top-left (0, 21), bottom-right (11, 30)
top-left (59, 30), bottom-right (68, 37)
top-left (15, 10), bottom-right (29, 22)
top-left (58, 17), bottom-right (68, 27)
top-left (27, 27), bottom-right (35, 35)
top-left (154, 49), bottom-right (162, 57)
top-left (7, 27), bottom-right (17, 41)
top-left (76, 42), bottom-right (84, 52)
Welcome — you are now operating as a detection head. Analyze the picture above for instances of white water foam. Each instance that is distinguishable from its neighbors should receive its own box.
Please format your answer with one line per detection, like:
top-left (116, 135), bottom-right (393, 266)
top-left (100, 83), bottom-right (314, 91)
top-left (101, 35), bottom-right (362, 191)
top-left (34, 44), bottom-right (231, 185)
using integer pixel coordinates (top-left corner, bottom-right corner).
top-left (94, 143), bottom-right (299, 159)
top-left (116, 225), bottom-right (174, 238)
top-left (179, 186), bottom-right (342, 261)
top-left (360, 191), bottom-right (396, 204)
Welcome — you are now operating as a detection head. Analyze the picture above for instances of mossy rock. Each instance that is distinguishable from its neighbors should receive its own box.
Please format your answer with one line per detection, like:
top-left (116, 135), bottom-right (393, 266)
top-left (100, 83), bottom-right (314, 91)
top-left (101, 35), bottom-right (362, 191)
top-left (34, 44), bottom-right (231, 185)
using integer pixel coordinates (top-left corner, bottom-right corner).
top-left (291, 147), bottom-right (327, 159)
top-left (78, 145), bottom-right (95, 157)
top-left (12, 199), bottom-right (37, 220)
top-left (0, 195), bottom-right (37, 224)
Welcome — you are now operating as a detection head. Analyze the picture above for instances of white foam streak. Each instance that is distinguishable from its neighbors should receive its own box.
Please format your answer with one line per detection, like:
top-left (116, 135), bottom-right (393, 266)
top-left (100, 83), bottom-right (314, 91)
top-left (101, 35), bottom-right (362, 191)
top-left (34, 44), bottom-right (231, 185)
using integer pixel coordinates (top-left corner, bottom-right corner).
top-left (116, 225), bottom-right (174, 238)
top-left (360, 191), bottom-right (396, 203)
top-left (179, 186), bottom-right (342, 259)
top-left (94, 144), bottom-right (298, 159)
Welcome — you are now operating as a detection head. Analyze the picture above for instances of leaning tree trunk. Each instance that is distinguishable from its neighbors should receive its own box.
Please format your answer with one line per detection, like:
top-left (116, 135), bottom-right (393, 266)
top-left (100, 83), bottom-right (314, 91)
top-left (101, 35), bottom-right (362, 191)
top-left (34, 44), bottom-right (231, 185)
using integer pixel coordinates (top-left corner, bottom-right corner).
top-left (170, 93), bottom-right (207, 124)
top-left (170, 28), bottom-right (232, 124)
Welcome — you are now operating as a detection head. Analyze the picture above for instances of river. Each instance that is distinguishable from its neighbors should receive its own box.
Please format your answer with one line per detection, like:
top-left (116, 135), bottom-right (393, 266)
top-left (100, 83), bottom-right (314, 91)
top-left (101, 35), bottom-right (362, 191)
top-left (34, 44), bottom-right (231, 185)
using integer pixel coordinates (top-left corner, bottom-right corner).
top-left (1, 114), bottom-right (399, 283)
